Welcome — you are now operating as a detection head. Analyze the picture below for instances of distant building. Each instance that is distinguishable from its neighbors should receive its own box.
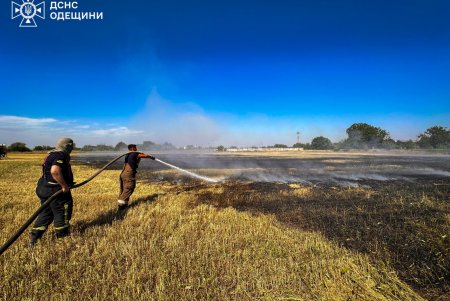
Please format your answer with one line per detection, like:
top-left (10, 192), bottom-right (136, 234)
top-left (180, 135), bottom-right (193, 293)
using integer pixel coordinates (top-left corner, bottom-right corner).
top-left (225, 147), bottom-right (303, 152)
top-left (183, 145), bottom-right (202, 150)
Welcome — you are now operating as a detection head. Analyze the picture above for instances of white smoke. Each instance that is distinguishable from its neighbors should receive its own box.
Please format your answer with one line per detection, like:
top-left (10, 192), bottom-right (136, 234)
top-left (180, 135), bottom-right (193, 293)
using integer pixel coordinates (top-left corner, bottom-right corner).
top-left (127, 90), bottom-right (353, 147)
top-left (129, 90), bottom-right (223, 146)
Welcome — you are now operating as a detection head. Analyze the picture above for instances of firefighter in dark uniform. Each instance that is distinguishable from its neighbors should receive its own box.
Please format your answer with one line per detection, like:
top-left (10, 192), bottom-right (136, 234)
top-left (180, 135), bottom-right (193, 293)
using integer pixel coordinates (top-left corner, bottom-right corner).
top-left (118, 144), bottom-right (155, 210)
top-left (30, 138), bottom-right (75, 245)
top-left (0, 144), bottom-right (6, 158)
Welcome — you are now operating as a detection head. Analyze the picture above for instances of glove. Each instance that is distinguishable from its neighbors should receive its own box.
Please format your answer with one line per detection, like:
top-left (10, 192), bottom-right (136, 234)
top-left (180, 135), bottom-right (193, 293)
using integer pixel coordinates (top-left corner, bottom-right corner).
top-left (149, 155), bottom-right (156, 160)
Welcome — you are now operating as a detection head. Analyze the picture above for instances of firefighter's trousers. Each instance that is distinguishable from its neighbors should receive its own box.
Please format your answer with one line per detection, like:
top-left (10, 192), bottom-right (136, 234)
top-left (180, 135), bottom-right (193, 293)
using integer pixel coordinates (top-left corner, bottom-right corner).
top-left (31, 178), bottom-right (73, 243)
top-left (118, 165), bottom-right (136, 204)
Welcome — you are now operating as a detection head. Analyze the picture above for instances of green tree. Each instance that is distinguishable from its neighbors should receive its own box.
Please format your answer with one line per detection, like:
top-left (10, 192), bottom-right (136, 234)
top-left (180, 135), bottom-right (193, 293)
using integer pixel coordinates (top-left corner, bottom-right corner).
top-left (33, 145), bottom-right (52, 151)
top-left (216, 145), bottom-right (226, 152)
top-left (345, 123), bottom-right (390, 148)
top-left (161, 142), bottom-right (176, 150)
top-left (114, 141), bottom-right (127, 151)
top-left (142, 141), bottom-right (156, 150)
top-left (273, 144), bottom-right (288, 148)
top-left (81, 145), bottom-right (96, 151)
top-left (310, 136), bottom-right (333, 150)
top-left (96, 144), bottom-right (114, 151)
top-left (8, 142), bottom-right (31, 152)
top-left (381, 138), bottom-right (398, 150)
top-left (417, 126), bottom-right (450, 149)
top-left (396, 140), bottom-right (417, 150)
top-left (292, 143), bottom-right (304, 148)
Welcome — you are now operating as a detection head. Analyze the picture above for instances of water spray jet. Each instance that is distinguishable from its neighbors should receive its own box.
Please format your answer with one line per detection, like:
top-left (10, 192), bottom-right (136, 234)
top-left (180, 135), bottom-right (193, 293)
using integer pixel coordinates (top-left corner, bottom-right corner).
top-left (155, 158), bottom-right (221, 183)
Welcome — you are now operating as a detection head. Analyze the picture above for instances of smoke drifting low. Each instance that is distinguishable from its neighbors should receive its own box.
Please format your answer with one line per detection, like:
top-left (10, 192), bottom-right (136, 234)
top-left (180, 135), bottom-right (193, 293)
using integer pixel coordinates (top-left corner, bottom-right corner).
top-left (222, 163), bottom-right (449, 187)
top-left (76, 152), bottom-right (450, 187)
top-left (127, 91), bottom-right (449, 148)
top-left (130, 92), bottom-right (222, 147)
top-left (128, 91), bottom-right (347, 147)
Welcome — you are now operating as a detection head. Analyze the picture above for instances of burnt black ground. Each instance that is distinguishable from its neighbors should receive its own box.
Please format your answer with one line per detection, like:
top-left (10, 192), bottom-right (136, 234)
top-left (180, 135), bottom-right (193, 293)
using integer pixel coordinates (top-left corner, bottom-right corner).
top-left (74, 152), bottom-right (450, 186)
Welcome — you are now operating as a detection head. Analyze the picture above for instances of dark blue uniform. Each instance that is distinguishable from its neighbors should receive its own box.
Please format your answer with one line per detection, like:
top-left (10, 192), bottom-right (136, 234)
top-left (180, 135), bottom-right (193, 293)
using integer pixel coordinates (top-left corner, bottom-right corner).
top-left (124, 152), bottom-right (140, 170)
top-left (31, 151), bottom-right (74, 243)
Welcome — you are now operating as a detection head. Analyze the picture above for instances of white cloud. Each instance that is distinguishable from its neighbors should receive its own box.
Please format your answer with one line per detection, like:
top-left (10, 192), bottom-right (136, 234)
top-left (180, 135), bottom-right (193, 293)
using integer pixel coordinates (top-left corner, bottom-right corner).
top-left (92, 126), bottom-right (144, 136)
top-left (0, 115), bottom-right (144, 147)
top-left (75, 125), bottom-right (90, 129)
top-left (0, 115), bottom-right (57, 125)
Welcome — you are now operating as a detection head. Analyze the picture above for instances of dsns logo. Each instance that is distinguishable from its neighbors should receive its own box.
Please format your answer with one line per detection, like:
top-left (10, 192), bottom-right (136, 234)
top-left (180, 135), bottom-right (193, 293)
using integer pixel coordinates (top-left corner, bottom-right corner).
top-left (11, 0), bottom-right (45, 28)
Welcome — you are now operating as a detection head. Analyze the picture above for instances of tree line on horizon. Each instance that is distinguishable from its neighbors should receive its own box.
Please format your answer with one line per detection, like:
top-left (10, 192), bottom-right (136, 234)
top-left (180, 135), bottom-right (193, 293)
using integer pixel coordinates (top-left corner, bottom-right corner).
top-left (295, 124), bottom-right (449, 150)
top-left (4, 140), bottom-right (179, 153)
top-left (221, 124), bottom-right (449, 151)
top-left (3, 123), bottom-right (450, 152)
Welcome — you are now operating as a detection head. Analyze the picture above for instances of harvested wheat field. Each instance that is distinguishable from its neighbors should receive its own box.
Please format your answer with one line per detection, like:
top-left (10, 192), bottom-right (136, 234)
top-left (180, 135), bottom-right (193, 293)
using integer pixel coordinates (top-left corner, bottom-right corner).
top-left (1, 151), bottom-right (449, 300)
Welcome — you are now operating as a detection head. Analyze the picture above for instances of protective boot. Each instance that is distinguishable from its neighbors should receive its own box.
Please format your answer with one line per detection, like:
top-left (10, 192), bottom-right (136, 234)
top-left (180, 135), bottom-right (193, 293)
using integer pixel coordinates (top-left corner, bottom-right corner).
top-left (30, 229), bottom-right (46, 247)
top-left (55, 227), bottom-right (70, 239)
top-left (117, 199), bottom-right (128, 211)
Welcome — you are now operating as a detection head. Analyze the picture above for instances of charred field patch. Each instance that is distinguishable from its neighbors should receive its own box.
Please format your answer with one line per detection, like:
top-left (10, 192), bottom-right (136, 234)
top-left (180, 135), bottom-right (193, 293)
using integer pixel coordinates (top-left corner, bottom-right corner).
top-left (165, 177), bottom-right (448, 300)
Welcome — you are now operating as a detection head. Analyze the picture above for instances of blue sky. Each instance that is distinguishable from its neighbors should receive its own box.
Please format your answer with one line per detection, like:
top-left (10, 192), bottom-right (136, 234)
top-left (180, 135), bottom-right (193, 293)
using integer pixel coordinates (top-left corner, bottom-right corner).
top-left (1, 0), bottom-right (449, 147)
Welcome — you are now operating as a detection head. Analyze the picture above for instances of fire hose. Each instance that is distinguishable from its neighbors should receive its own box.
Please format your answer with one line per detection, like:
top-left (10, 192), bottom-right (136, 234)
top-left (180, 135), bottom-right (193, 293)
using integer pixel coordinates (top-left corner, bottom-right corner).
top-left (0, 152), bottom-right (219, 256)
top-left (0, 152), bottom-right (128, 256)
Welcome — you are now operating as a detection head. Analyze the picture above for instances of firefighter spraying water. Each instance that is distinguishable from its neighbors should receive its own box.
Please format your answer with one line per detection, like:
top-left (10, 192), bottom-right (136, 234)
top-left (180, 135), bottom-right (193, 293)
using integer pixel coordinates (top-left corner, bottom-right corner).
top-left (0, 149), bottom-right (221, 255)
top-left (116, 144), bottom-right (219, 210)
top-left (117, 144), bottom-right (156, 210)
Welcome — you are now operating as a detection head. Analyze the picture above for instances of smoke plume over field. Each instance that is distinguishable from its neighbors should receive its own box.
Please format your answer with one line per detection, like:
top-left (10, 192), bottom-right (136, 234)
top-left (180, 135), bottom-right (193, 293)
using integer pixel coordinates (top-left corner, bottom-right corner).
top-left (127, 91), bottom-right (353, 147)
top-left (76, 152), bottom-right (450, 187)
